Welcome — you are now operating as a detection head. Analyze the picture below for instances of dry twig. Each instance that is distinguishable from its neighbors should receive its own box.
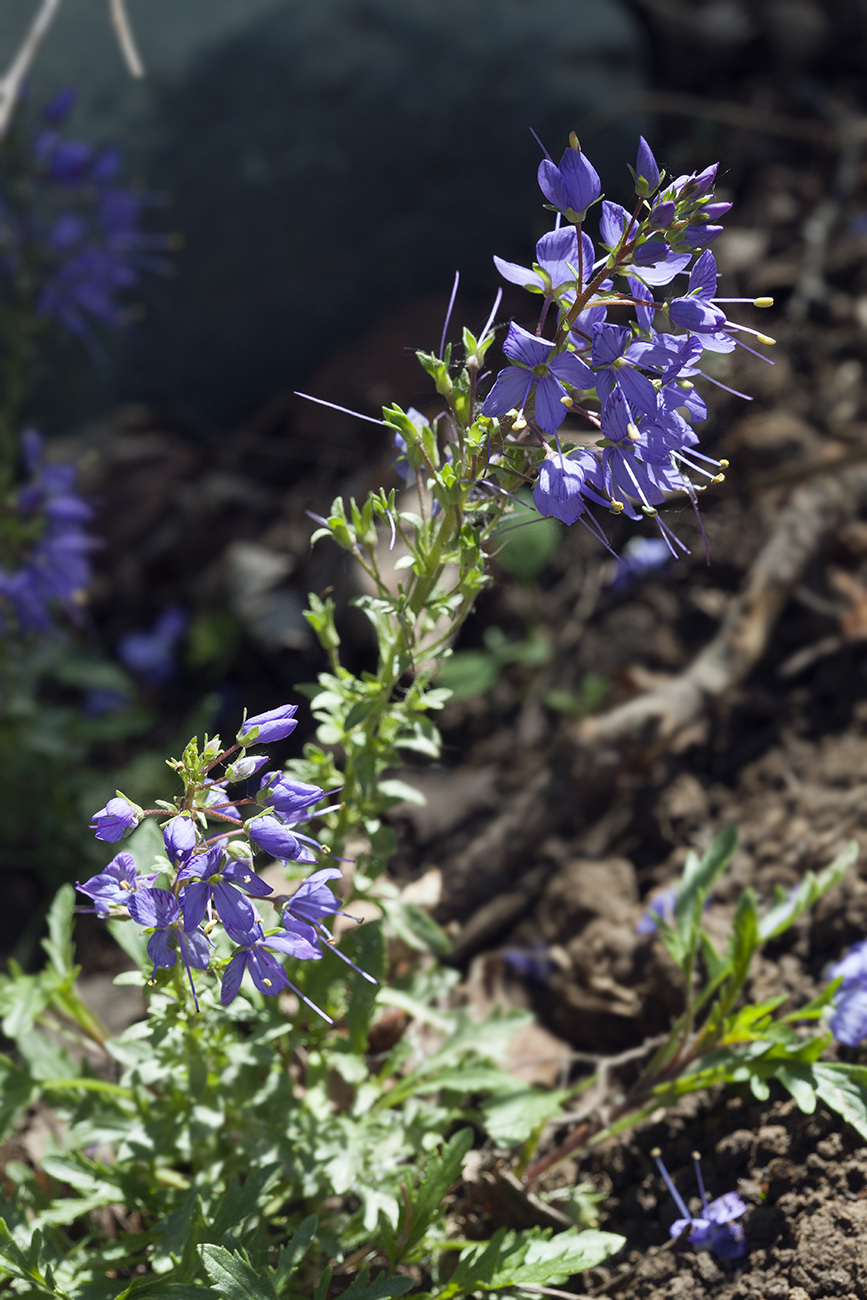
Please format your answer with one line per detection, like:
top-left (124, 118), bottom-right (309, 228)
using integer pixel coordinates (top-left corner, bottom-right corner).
top-left (577, 465), bottom-right (867, 757)
top-left (0, 0), bottom-right (62, 139)
top-left (108, 0), bottom-right (145, 78)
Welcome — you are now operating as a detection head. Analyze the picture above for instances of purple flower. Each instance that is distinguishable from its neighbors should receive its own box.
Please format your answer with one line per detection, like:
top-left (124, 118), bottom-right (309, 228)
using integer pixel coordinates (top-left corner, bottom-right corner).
top-left (203, 788), bottom-right (240, 822)
top-left (532, 448), bottom-right (607, 526)
top-left (537, 141), bottom-right (601, 221)
top-left (178, 846), bottom-right (272, 931)
top-left (282, 867), bottom-right (344, 925)
top-left (282, 868), bottom-right (379, 986)
top-left (636, 886), bottom-right (678, 934)
top-left (502, 944), bottom-right (554, 982)
top-left (220, 921), bottom-right (330, 1018)
top-left (482, 323), bottom-right (594, 435)
top-left (225, 753), bottom-right (270, 783)
top-left (127, 886), bottom-right (210, 1008)
top-left (163, 815), bottom-right (197, 868)
top-left (599, 201), bottom-right (690, 287)
top-left (654, 1150), bottom-right (747, 1261)
top-left (634, 136), bottom-right (661, 196)
top-left (828, 940), bottom-right (867, 1046)
top-left (89, 796), bottom-right (142, 843)
top-left (0, 431), bottom-right (96, 637)
top-left (609, 538), bottom-right (673, 592)
top-left (830, 986), bottom-right (867, 1048)
top-left (237, 704), bottom-right (299, 746)
top-left (247, 813), bottom-right (303, 861)
top-left (42, 88), bottom-right (77, 125)
top-left (117, 607), bottom-right (186, 685)
top-left (493, 227), bottom-right (594, 300)
top-left (76, 851), bottom-right (137, 915)
top-left (668, 251), bottom-right (728, 334)
top-left (259, 773), bottom-right (326, 819)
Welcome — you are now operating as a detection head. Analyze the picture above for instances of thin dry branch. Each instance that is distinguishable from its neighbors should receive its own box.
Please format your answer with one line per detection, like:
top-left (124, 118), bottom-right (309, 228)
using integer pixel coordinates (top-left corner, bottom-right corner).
top-left (0, 0), bottom-right (62, 139)
top-left (108, 0), bottom-right (144, 78)
top-left (577, 465), bottom-right (867, 757)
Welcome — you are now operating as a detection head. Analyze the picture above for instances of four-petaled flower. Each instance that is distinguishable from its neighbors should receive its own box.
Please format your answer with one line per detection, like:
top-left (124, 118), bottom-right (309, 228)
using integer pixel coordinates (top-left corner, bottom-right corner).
top-left (481, 323), bottom-right (594, 435)
top-left (220, 920), bottom-right (330, 1020)
top-left (178, 846), bottom-right (273, 931)
top-left (127, 886), bottom-right (210, 1009)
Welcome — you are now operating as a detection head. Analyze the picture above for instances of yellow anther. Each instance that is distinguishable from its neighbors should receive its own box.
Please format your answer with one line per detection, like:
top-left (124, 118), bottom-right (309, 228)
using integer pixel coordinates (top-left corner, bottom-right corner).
top-left (712, 473), bottom-right (726, 483)
top-left (677, 379), bottom-right (694, 389)
top-left (756, 333), bottom-right (776, 346)
top-left (512, 416), bottom-right (527, 431)
top-left (753, 296), bottom-right (774, 308)
top-left (610, 498), bottom-right (625, 514)
top-left (560, 394), bottom-right (573, 406)
top-left (264, 978), bottom-right (272, 988)
top-left (627, 421), bottom-right (641, 442)
top-left (719, 458), bottom-right (730, 468)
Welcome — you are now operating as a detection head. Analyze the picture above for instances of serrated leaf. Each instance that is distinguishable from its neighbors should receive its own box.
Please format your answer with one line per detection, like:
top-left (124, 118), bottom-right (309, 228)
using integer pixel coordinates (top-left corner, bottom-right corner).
top-left (399, 1129), bottom-right (474, 1260)
top-left (200, 1245), bottom-right (278, 1300)
top-left (481, 1089), bottom-right (570, 1148)
top-left (42, 886), bottom-right (76, 979)
top-left (492, 1229), bottom-right (624, 1286)
top-left (274, 1216), bottom-right (317, 1291)
top-left (337, 1272), bottom-right (414, 1300)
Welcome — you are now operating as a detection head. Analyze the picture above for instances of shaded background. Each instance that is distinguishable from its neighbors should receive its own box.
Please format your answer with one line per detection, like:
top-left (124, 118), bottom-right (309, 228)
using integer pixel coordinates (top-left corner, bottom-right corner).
top-left (0, 0), bottom-right (646, 425)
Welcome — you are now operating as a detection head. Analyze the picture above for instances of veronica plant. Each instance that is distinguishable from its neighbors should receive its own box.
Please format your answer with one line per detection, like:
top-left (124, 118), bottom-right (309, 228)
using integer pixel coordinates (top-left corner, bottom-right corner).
top-left (293, 133), bottom-right (774, 872)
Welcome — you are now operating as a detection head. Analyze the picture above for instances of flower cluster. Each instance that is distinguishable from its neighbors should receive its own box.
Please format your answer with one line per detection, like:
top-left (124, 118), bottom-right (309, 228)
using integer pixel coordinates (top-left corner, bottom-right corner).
top-left (79, 705), bottom-right (376, 1013)
top-left (653, 1148), bottom-right (747, 1260)
top-left (0, 87), bottom-right (168, 339)
top-left (481, 133), bottom-right (774, 553)
top-left (0, 429), bottom-right (94, 635)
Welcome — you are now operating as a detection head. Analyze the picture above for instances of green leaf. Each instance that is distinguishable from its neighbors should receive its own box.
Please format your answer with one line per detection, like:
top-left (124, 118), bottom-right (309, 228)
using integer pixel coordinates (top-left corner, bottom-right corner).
top-left (200, 1245), bottom-right (278, 1300)
top-left (772, 1064), bottom-right (817, 1114)
top-left (490, 1228), bottom-right (625, 1287)
top-left (380, 899), bottom-right (452, 957)
top-left (759, 840), bottom-right (857, 940)
top-left (444, 1227), bottom-right (624, 1299)
top-left (338, 1272), bottom-right (414, 1300)
top-left (678, 826), bottom-right (737, 921)
top-left (812, 1063), bottom-right (867, 1142)
top-left (0, 1216), bottom-right (33, 1277)
top-left (42, 886), bottom-right (76, 979)
top-left (274, 1217), bottom-right (317, 1293)
top-left (398, 1128), bottom-right (474, 1260)
top-left (437, 650), bottom-right (500, 702)
top-left (481, 1089), bottom-right (570, 1148)
top-left (493, 494), bottom-right (561, 584)
top-left (378, 779), bottom-right (426, 807)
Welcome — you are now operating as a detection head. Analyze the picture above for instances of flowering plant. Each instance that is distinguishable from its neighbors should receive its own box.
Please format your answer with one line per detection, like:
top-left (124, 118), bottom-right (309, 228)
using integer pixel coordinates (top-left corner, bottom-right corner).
top-left (10, 122), bottom-right (867, 1300)
top-left (294, 133), bottom-right (774, 868)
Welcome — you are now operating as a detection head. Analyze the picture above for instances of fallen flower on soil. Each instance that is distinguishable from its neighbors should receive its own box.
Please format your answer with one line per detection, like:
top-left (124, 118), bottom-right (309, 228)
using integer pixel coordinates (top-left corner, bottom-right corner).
top-left (653, 1148), bottom-right (747, 1260)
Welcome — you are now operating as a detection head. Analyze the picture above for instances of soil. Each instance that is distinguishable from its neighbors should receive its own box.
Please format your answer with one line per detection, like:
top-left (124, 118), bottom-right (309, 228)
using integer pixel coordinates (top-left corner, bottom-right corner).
top-left (35, 1), bottom-right (867, 1295)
